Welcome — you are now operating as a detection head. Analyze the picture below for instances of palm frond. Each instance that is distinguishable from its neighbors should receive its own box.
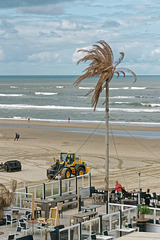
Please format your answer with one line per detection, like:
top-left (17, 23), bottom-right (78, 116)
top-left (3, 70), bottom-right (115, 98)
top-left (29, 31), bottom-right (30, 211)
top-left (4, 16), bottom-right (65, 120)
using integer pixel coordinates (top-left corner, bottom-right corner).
top-left (116, 68), bottom-right (137, 82)
top-left (114, 52), bottom-right (124, 68)
top-left (74, 40), bottom-right (137, 110)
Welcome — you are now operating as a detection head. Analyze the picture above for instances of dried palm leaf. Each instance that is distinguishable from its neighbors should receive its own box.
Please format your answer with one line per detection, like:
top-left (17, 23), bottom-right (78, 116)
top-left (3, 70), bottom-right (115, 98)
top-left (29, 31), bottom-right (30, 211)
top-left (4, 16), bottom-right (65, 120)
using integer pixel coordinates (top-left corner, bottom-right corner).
top-left (74, 40), bottom-right (137, 110)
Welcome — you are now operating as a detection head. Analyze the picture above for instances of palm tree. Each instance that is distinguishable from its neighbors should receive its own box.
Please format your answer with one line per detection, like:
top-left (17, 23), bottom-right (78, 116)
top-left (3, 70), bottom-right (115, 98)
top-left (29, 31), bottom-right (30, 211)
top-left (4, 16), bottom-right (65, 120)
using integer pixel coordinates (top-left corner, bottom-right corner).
top-left (0, 180), bottom-right (17, 220)
top-left (74, 40), bottom-right (137, 193)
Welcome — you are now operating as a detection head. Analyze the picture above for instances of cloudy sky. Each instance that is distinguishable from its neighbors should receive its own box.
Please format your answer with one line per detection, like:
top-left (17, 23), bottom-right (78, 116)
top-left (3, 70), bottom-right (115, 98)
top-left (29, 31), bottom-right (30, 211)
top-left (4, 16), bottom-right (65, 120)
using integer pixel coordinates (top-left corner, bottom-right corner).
top-left (0, 0), bottom-right (160, 75)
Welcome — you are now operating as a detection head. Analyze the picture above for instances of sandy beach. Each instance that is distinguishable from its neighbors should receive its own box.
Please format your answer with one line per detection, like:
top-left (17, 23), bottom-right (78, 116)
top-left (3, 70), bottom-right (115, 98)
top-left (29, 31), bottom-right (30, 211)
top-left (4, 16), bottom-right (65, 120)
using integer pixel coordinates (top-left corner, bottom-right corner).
top-left (0, 119), bottom-right (160, 193)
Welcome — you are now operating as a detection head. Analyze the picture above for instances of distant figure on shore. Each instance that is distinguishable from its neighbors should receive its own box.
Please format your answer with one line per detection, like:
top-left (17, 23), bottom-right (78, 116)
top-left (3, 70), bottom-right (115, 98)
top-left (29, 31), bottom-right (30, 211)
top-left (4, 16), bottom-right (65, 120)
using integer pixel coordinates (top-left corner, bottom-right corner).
top-left (68, 117), bottom-right (70, 123)
top-left (115, 180), bottom-right (122, 203)
top-left (145, 189), bottom-right (151, 206)
top-left (14, 132), bottom-right (20, 141)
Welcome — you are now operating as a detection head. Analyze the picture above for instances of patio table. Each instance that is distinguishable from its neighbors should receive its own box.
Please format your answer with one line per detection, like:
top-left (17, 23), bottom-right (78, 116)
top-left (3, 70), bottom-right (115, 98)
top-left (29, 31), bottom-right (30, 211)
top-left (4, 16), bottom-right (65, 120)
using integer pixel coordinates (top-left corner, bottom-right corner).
top-left (73, 211), bottom-right (97, 224)
top-left (81, 204), bottom-right (101, 212)
top-left (27, 219), bottom-right (39, 234)
top-left (116, 227), bottom-right (136, 237)
top-left (35, 199), bottom-right (55, 218)
top-left (134, 218), bottom-right (150, 232)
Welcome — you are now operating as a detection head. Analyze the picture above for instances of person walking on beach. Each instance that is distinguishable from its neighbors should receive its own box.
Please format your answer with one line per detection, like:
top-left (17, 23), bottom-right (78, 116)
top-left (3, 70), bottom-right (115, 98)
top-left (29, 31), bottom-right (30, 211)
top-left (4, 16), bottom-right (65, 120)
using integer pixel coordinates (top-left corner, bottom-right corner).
top-left (115, 180), bottom-right (122, 203)
top-left (14, 132), bottom-right (20, 141)
top-left (145, 189), bottom-right (151, 206)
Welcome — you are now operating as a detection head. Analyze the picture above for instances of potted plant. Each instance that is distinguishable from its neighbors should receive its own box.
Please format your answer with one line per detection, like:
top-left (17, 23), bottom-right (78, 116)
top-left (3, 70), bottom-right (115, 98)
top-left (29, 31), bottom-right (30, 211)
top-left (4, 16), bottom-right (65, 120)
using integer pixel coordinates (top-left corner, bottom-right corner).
top-left (138, 204), bottom-right (153, 220)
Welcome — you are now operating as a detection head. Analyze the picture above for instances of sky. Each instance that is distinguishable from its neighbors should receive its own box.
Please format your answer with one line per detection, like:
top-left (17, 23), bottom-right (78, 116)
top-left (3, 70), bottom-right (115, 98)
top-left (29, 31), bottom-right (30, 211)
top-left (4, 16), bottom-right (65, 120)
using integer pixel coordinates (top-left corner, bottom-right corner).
top-left (0, 0), bottom-right (160, 75)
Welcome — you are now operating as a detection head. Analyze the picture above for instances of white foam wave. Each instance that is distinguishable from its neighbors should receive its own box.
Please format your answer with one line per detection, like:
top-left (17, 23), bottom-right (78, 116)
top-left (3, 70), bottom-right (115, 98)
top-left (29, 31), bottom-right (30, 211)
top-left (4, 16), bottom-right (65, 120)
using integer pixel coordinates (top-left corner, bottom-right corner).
top-left (110, 87), bottom-right (146, 90)
top-left (131, 87), bottom-right (146, 90)
top-left (0, 94), bottom-right (23, 97)
top-left (0, 104), bottom-right (94, 111)
top-left (0, 104), bottom-right (159, 113)
top-left (10, 86), bottom-right (18, 89)
top-left (79, 87), bottom-right (94, 90)
top-left (141, 103), bottom-right (160, 107)
top-left (56, 86), bottom-right (64, 88)
top-left (108, 108), bottom-right (160, 113)
top-left (110, 96), bottom-right (135, 99)
top-left (35, 92), bottom-right (58, 95)
top-left (114, 102), bottom-right (130, 104)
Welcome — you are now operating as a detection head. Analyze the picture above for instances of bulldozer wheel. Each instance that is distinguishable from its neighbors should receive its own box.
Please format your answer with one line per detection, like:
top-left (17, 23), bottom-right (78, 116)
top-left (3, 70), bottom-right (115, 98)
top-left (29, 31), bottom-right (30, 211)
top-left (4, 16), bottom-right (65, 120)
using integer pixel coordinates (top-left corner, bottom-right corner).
top-left (61, 168), bottom-right (72, 179)
top-left (47, 175), bottom-right (52, 180)
top-left (77, 167), bottom-right (85, 176)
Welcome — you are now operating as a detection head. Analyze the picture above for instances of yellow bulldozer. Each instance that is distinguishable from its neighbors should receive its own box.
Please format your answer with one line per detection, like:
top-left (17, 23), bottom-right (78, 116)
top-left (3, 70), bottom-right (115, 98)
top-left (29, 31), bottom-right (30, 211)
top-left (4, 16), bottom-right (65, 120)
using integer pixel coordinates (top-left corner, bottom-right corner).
top-left (47, 152), bottom-right (90, 179)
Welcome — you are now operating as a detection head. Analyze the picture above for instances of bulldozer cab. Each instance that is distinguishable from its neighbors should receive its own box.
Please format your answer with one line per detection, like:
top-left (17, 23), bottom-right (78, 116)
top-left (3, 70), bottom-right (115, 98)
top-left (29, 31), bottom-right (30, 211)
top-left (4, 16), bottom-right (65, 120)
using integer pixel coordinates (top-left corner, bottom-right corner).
top-left (60, 152), bottom-right (75, 165)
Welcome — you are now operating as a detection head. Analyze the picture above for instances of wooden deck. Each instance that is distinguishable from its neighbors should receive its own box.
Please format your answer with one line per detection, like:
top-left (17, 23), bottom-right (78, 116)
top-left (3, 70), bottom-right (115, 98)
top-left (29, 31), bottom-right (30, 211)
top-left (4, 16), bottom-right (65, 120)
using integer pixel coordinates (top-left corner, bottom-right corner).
top-left (116, 231), bottom-right (160, 239)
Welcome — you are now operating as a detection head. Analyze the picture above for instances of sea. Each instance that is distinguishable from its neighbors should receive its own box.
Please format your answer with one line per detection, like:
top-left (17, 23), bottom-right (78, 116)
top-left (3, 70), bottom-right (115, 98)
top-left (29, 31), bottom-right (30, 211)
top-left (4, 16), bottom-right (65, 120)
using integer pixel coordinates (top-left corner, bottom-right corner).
top-left (0, 75), bottom-right (159, 138)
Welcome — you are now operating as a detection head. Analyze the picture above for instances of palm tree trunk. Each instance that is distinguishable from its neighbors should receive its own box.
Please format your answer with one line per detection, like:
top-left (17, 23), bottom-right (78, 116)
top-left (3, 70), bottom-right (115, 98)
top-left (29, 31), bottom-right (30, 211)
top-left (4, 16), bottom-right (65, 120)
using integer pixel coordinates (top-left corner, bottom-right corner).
top-left (105, 81), bottom-right (109, 197)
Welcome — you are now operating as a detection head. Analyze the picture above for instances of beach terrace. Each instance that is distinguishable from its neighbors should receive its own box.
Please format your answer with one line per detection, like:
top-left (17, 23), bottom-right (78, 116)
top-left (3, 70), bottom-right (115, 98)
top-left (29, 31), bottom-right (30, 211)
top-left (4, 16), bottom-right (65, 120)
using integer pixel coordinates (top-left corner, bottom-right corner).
top-left (1, 174), bottom-right (160, 239)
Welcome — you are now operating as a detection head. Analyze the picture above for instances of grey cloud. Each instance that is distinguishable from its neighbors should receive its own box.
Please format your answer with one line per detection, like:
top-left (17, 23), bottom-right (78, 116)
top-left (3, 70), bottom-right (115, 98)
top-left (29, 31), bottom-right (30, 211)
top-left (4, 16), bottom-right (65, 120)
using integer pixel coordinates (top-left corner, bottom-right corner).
top-left (38, 31), bottom-right (61, 38)
top-left (19, 5), bottom-right (64, 15)
top-left (102, 20), bottom-right (121, 28)
top-left (0, 0), bottom-right (74, 8)
top-left (0, 20), bottom-right (18, 34)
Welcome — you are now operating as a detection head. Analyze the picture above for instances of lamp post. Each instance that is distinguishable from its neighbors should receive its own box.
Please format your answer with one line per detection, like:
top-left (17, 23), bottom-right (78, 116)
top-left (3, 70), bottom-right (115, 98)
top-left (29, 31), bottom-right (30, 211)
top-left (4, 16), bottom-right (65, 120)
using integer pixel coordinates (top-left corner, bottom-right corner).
top-left (138, 171), bottom-right (141, 204)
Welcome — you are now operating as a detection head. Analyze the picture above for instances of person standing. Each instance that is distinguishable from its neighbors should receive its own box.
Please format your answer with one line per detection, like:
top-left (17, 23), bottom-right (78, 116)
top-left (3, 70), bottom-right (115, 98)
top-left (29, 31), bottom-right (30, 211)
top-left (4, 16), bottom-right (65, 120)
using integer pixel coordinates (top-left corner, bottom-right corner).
top-left (14, 132), bottom-right (20, 141)
top-left (115, 180), bottom-right (122, 203)
top-left (145, 189), bottom-right (151, 206)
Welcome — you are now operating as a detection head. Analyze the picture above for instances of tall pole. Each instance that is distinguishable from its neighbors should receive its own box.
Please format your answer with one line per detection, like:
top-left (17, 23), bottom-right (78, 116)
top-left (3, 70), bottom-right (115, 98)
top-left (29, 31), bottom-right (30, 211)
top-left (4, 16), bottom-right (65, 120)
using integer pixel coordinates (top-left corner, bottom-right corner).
top-left (138, 171), bottom-right (141, 204)
top-left (105, 81), bottom-right (109, 193)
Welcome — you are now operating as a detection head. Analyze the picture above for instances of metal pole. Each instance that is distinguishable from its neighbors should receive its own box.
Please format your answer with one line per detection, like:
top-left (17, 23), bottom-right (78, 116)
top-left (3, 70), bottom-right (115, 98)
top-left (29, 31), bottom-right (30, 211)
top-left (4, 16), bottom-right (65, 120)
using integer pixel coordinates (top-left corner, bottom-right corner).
top-left (105, 81), bottom-right (109, 196)
top-left (138, 172), bottom-right (141, 204)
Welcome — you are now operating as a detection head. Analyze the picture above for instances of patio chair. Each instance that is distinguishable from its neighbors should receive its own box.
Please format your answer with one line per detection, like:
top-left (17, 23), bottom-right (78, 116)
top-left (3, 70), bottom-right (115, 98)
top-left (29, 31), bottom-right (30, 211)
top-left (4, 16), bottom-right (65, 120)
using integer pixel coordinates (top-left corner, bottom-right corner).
top-left (34, 222), bottom-right (44, 236)
top-left (15, 226), bottom-right (22, 236)
top-left (18, 218), bottom-right (25, 225)
top-left (24, 211), bottom-right (32, 220)
top-left (90, 233), bottom-right (96, 240)
top-left (54, 224), bottom-right (64, 230)
top-left (103, 230), bottom-right (108, 235)
top-left (50, 229), bottom-right (59, 240)
top-left (19, 222), bottom-right (30, 235)
top-left (57, 202), bottom-right (63, 218)
top-left (81, 234), bottom-right (89, 240)
top-left (5, 214), bottom-right (17, 227)
top-left (7, 234), bottom-right (15, 240)
top-left (34, 203), bottom-right (41, 218)
top-left (59, 229), bottom-right (74, 240)
top-left (70, 215), bottom-right (74, 225)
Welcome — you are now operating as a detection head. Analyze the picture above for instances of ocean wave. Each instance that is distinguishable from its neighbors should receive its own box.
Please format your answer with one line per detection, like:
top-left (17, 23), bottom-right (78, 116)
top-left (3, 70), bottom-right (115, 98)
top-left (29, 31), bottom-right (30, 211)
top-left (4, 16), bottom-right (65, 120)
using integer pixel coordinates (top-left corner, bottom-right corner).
top-left (79, 87), bottom-right (94, 90)
top-left (108, 108), bottom-right (160, 113)
top-left (110, 96), bottom-right (135, 99)
top-left (10, 86), bottom-right (18, 89)
top-left (112, 102), bottom-right (160, 107)
top-left (110, 87), bottom-right (146, 90)
top-left (35, 92), bottom-right (58, 95)
top-left (114, 102), bottom-right (130, 104)
top-left (0, 104), bottom-right (159, 113)
top-left (141, 103), bottom-right (160, 107)
top-left (0, 104), bottom-right (94, 110)
top-left (56, 86), bottom-right (64, 88)
top-left (0, 94), bottom-right (23, 97)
